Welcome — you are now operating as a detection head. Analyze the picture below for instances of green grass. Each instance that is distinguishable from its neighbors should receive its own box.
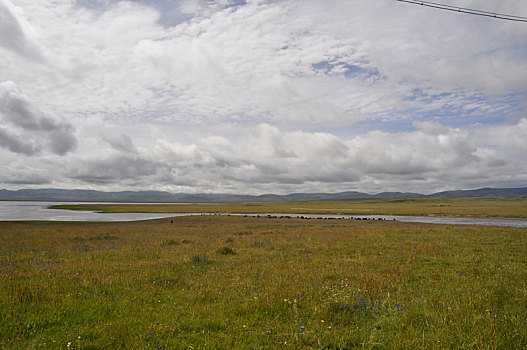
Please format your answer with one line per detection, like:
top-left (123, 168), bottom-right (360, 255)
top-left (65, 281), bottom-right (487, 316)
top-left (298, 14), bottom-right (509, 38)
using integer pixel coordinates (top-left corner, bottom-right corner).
top-left (51, 197), bottom-right (527, 218)
top-left (1, 216), bottom-right (526, 349)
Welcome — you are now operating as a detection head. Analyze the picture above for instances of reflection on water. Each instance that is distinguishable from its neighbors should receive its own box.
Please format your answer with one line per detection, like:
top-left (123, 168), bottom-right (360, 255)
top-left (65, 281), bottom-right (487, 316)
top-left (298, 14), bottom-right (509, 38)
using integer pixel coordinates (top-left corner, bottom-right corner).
top-left (0, 201), bottom-right (179, 222)
top-left (0, 201), bottom-right (526, 227)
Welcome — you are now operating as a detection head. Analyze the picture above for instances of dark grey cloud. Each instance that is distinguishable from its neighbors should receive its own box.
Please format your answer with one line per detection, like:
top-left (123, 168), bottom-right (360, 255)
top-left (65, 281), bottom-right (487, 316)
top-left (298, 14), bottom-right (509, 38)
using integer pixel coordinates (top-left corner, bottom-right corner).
top-left (0, 172), bottom-right (51, 185)
top-left (69, 156), bottom-right (164, 184)
top-left (1, 85), bottom-right (62, 131)
top-left (47, 129), bottom-right (77, 156)
top-left (0, 127), bottom-right (37, 155)
top-left (0, 82), bottom-right (77, 155)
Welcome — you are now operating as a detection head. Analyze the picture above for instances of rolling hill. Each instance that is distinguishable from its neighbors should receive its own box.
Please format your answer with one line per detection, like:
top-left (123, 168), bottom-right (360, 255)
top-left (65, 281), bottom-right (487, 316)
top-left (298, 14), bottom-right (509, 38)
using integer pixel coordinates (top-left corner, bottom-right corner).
top-left (0, 187), bottom-right (526, 203)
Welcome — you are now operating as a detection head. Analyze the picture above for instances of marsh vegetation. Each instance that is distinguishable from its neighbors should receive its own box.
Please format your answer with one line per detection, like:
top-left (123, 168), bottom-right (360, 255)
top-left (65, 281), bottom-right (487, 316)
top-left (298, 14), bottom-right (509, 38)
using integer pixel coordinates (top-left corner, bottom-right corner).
top-left (51, 197), bottom-right (527, 218)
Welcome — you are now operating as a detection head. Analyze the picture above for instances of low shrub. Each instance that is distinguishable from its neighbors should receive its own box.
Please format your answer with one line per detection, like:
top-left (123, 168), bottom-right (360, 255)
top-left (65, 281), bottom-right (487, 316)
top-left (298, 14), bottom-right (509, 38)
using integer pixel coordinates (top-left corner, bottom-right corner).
top-left (217, 246), bottom-right (236, 255)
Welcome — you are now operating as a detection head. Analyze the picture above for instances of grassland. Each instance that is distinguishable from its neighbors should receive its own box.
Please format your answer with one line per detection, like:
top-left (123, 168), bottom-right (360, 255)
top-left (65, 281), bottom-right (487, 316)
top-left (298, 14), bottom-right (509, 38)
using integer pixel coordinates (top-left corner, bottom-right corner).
top-left (50, 197), bottom-right (527, 218)
top-left (1, 215), bottom-right (526, 349)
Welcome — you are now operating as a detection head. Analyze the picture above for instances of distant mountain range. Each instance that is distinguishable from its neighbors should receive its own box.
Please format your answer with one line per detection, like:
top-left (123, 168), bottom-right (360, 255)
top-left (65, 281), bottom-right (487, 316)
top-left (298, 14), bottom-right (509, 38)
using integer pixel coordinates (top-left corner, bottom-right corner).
top-left (1, 187), bottom-right (526, 203)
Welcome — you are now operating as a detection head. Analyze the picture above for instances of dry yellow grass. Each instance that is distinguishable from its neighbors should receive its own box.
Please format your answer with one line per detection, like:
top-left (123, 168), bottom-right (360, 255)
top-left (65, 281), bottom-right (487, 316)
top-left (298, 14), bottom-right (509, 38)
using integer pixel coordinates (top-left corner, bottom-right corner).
top-left (52, 197), bottom-right (527, 217)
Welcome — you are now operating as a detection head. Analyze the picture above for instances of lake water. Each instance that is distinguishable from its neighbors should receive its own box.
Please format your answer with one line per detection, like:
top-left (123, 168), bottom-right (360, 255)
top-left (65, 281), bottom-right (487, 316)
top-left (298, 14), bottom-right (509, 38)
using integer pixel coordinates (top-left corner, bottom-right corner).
top-left (235, 213), bottom-right (527, 228)
top-left (0, 201), bottom-right (181, 222)
top-left (0, 201), bottom-right (527, 227)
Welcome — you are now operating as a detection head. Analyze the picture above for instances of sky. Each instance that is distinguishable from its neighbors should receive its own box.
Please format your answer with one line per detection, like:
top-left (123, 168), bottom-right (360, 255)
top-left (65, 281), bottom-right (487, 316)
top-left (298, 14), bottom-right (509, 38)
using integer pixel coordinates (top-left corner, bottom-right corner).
top-left (1, 0), bottom-right (527, 195)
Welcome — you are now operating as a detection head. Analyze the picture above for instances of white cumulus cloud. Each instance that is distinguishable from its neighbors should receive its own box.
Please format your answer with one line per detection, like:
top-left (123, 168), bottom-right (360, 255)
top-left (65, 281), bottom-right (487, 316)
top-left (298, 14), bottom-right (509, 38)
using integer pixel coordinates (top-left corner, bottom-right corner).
top-left (0, 0), bottom-right (526, 193)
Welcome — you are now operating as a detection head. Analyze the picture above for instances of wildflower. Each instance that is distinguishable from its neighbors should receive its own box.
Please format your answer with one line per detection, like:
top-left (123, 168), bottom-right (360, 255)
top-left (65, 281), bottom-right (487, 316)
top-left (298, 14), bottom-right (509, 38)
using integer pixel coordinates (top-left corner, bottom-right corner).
top-left (67, 342), bottom-right (72, 347)
top-left (327, 326), bottom-right (332, 329)
top-left (299, 326), bottom-right (305, 332)
top-left (242, 325), bottom-right (247, 328)
top-left (320, 320), bottom-right (324, 323)
top-left (360, 296), bottom-right (367, 311)
top-left (148, 332), bottom-right (153, 338)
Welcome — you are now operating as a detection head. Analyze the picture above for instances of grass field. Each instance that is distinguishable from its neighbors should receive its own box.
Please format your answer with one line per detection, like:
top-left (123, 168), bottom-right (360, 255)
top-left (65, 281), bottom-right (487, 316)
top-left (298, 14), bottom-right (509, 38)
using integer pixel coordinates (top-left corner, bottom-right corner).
top-left (50, 197), bottom-right (527, 218)
top-left (1, 214), bottom-right (526, 349)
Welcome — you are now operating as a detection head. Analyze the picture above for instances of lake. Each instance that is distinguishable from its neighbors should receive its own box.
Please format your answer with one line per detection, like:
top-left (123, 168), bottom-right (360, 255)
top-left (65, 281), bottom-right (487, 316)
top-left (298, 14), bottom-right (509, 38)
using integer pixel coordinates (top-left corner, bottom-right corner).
top-left (0, 201), bottom-right (180, 222)
top-left (1, 201), bottom-right (527, 227)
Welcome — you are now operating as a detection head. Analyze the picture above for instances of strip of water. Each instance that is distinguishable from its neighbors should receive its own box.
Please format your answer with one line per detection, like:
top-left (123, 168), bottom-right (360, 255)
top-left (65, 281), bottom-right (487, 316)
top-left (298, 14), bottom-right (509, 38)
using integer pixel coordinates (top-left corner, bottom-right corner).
top-left (0, 201), bottom-right (526, 227)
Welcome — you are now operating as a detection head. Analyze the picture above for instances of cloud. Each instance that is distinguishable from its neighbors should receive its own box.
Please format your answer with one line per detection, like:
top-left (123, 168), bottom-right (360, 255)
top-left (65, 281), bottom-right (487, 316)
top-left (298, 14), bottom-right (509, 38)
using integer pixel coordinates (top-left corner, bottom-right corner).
top-left (0, 0), bottom-right (43, 61)
top-left (475, 118), bottom-right (527, 157)
top-left (1, 114), bottom-right (520, 193)
top-left (68, 155), bottom-right (163, 184)
top-left (3, 0), bottom-right (526, 128)
top-left (51, 120), bottom-right (526, 194)
top-left (413, 121), bottom-right (451, 136)
top-left (0, 81), bottom-right (77, 156)
top-left (104, 134), bottom-right (137, 153)
top-left (347, 128), bottom-right (479, 177)
top-left (0, 127), bottom-right (37, 155)
top-left (0, 166), bottom-right (51, 185)
top-left (175, 0), bottom-right (246, 17)
top-left (0, 0), bottom-right (526, 193)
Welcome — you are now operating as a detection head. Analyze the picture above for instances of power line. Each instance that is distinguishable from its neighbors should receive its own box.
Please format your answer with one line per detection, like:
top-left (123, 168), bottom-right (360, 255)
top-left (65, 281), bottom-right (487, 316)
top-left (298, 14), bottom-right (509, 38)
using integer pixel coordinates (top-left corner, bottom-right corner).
top-left (395, 0), bottom-right (527, 23)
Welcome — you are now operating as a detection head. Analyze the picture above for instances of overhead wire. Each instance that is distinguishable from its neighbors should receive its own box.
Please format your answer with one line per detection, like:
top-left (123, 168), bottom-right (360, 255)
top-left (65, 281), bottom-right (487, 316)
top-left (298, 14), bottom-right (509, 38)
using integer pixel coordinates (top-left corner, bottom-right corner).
top-left (395, 0), bottom-right (527, 23)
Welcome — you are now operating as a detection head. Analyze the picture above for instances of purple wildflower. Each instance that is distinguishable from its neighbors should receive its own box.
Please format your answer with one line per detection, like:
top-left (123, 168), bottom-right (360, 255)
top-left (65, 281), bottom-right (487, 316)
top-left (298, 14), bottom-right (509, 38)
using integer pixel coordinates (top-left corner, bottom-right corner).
top-left (360, 296), bottom-right (367, 311)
